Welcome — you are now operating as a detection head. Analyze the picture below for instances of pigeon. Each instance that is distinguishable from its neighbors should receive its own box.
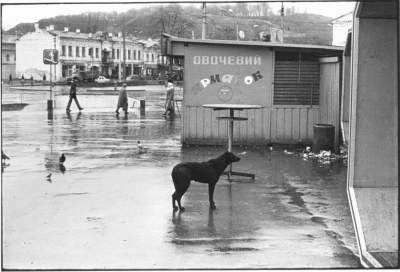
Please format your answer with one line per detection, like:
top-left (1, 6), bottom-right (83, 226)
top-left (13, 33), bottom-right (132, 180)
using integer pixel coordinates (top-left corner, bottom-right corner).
top-left (238, 151), bottom-right (247, 155)
top-left (46, 173), bottom-right (52, 178)
top-left (2, 150), bottom-right (10, 162)
top-left (59, 154), bottom-right (65, 164)
top-left (267, 143), bottom-right (273, 151)
top-left (59, 164), bottom-right (66, 174)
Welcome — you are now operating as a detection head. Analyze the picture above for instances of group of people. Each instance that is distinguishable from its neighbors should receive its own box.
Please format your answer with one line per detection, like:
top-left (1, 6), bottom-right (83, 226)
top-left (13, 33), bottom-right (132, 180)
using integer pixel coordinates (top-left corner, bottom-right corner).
top-left (65, 78), bottom-right (176, 117)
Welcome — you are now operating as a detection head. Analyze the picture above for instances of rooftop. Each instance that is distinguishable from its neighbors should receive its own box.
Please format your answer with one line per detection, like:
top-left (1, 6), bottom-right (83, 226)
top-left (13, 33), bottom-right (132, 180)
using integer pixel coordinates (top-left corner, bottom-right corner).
top-left (2, 34), bottom-right (19, 44)
top-left (163, 33), bottom-right (343, 54)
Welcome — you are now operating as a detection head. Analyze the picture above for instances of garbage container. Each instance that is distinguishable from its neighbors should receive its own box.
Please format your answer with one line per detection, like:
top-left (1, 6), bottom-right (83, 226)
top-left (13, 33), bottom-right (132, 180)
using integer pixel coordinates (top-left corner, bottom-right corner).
top-left (313, 124), bottom-right (335, 153)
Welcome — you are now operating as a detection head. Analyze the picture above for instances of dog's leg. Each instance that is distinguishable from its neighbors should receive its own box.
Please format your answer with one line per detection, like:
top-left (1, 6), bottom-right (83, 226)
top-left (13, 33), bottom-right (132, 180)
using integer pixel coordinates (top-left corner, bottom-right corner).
top-left (172, 192), bottom-right (178, 211)
top-left (177, 194), bottom-right (185, 212)
top-left (208, 182), bottom-right (217, 209)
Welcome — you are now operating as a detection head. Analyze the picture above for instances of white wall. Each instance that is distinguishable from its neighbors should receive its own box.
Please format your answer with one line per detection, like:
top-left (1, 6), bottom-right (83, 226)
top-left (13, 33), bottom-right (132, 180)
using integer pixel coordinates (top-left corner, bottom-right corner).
top-left (349, 18), bottom-right (398, 188)
top-left (16, 30), bottom-right (57, 81)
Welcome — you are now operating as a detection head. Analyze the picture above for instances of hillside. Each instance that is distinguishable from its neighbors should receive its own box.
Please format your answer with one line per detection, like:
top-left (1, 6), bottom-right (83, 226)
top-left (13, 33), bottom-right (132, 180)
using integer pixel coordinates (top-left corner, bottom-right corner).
top-left (5, 4), bottom-right (333, 45)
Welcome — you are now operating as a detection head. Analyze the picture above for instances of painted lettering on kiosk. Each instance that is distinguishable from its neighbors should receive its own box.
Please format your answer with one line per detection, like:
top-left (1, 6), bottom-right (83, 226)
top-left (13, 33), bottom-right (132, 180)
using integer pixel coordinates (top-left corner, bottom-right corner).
top-left (193, 55), bottom-right (262, 65)
top-left (200, 71), bottom-right (263, 88)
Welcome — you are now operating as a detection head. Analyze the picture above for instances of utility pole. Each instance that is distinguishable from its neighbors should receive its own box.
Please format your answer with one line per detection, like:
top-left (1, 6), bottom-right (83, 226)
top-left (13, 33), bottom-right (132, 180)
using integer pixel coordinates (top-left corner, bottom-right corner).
top-left (53, 36), bottom-right (56, 83)
top-left (228, 9), bottom-right (238, 41)
top-left (122, 15), bottom-right (128, 82)
top-left (202, 2), bottom-right (206, 39)
top-left (280, 1), bottom-right (285, 42)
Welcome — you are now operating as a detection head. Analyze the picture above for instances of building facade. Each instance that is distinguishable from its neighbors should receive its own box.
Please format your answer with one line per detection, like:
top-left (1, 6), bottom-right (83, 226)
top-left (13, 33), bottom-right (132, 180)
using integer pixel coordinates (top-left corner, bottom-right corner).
top-left (15, 24), bottom-right (164, 81)
top-left (331, 12), bottom-right (353, 47)
top-left (1, 34), bottom-right (18, 81)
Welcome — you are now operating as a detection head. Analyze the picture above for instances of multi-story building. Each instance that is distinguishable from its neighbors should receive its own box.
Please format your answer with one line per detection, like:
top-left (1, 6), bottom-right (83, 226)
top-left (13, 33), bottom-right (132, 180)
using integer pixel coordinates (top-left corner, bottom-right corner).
top-left (140, 38), bottom-right (167, 79)
top-left (16, 24), bottom-right (163, 81)
top-left (2, 34), bottom-right (18, 81)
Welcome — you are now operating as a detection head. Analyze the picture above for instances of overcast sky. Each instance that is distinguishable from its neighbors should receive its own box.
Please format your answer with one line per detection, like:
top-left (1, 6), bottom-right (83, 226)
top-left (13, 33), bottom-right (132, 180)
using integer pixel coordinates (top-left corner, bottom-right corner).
top-left (2, 1), bottom-right (356, 31)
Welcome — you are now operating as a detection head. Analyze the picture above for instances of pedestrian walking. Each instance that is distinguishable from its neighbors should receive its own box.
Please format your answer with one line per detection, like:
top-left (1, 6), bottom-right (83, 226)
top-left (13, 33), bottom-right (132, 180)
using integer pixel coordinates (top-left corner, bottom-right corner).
top-left (66, 79), bottom-right (83, 112)
top-left (115, 82), bottom-right (128, 116)
top-left (43, 74), bottom-right (46, 82)
top-left (30, 75), bottom-right (33, 86)
top-left (163, 79), bottom-right (175, 116)
top-left (21, 74), bottom-right (25, 86)
top-left (9, 74), bottom-right (12, 83)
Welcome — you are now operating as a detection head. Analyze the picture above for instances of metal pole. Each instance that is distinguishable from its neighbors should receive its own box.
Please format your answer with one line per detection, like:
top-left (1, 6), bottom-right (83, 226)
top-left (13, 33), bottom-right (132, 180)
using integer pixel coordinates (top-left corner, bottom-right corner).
top-left (236, 18), bottom-right (239, 40)
top-left (280, 2), bottom-right (284, 42)
top-left (202, 3), bottom-right (206, 39)
top-left (50, 64), bottom-right (52, 100)
top-left (53, 36), bottom-right (56, 82)
top-left (123, 17), bottom-right (127, 81)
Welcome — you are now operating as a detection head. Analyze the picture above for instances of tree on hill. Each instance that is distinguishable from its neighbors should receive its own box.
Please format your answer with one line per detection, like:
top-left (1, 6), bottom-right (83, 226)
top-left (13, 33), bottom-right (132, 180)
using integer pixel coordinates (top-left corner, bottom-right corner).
top-left (5, 3), bottom-right (334, 45)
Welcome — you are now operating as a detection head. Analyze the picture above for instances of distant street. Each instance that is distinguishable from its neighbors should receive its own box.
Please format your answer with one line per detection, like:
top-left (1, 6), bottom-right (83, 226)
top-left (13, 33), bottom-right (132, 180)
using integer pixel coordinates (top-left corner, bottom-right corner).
top-left (2, 84), bottom-right (361, 269)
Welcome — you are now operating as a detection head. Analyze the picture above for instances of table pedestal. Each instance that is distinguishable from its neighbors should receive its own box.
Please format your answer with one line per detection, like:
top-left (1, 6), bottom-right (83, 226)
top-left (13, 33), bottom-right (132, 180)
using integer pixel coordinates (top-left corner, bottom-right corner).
top-left (217, 109), bottom-right (255, 181)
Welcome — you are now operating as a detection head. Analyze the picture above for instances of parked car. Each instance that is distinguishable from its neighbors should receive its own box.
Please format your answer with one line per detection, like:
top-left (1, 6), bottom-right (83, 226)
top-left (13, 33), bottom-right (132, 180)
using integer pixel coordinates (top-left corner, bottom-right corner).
top-left (95, 75), bottom-right (111, 83)
top-left (66, 71), bottom-right (98, 84)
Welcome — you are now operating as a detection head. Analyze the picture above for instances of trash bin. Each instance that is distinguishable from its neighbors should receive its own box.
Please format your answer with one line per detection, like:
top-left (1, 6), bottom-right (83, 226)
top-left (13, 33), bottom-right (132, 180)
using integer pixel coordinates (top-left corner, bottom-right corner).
top-left (313, 124), bottom-right (335, 153)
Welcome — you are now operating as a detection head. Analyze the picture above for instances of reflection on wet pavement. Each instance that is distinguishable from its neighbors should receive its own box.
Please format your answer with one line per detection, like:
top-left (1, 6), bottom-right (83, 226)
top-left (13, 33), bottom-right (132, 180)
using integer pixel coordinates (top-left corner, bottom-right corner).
top-left (2, 86), bottom-right (361, 269)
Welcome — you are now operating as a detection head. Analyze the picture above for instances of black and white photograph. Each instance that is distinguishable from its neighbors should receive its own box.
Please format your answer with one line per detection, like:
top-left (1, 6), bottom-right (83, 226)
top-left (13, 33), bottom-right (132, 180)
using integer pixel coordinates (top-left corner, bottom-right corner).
top-left (1, 0), bottom-right (398, 269)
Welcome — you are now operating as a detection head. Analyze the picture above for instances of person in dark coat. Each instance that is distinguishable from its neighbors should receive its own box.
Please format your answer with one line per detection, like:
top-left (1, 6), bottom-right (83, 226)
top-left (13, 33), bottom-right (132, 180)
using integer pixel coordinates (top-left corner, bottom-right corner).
top-left (115, 82), bottom-right (128, 116)
top-left (163, 79), bottom-right (175, 116)
top-left (66, 79), bottom-right (83, 112)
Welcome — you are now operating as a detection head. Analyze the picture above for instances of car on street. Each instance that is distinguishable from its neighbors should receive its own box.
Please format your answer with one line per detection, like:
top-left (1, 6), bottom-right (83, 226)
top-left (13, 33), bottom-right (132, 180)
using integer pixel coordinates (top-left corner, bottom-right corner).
top-left (66, 71), bottom-right (98, 84)
top-left (95, 75), bottom-right (111, 83)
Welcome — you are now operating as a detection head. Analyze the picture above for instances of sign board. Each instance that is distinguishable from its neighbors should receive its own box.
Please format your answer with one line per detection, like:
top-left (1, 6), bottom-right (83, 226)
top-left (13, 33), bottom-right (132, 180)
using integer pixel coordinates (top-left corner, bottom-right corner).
top-left (43, 49), bottom-right (59, 64)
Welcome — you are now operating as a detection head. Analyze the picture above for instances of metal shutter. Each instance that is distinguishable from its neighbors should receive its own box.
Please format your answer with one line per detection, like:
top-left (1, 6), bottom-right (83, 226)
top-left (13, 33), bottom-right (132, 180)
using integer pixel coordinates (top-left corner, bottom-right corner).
top-left (273, 52), bottom-right (320, 105)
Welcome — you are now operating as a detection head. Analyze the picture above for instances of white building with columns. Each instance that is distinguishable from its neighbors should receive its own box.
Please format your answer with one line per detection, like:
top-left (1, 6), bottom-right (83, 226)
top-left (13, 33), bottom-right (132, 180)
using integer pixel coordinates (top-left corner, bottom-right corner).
top-left (16, 24), bottom-right (163, 81)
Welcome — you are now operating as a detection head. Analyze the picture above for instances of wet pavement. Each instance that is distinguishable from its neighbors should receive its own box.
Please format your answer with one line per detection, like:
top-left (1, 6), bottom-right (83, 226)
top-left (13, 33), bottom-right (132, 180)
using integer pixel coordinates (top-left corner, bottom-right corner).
top-left (2, 85), bottom-right (361, 269)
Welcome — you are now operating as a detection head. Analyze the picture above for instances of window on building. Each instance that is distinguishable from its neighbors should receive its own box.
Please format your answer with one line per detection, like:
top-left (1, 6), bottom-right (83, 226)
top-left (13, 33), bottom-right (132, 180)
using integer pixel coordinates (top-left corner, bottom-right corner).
top-left (89, 48), bottom-right (93, 58)
top-left (152, 54), bottom-right (154, 62)
top-left (68, 46), bottom-right (72, 57)
top-left (6, 54), bottom-right (10, 62)
top-left (76, 46), bottom-right (80, 57)
top-left (82, 47), bottom-right (86, 57)
top-left (61, 45), bottom-right (66, 56)
top-left (138, 51), bottom-right (141, 60)
top-left (128, 50), bottom-right (131, 60)
top-left (133, 50), bottom-right (136, 60)
top-left (112, 49), bottom-right (115, 59)
top-left (273, 52), bottom-right (320, 106)
top-left (117, 49), bottom-right (120, 59)
top-left (95, 48), bottom-right (99, 59)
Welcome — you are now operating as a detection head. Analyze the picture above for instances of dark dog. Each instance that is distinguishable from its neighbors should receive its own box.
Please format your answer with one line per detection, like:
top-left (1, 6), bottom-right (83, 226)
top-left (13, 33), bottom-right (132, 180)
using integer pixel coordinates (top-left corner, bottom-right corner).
top-left (171, 151), bottom-right (240, 211)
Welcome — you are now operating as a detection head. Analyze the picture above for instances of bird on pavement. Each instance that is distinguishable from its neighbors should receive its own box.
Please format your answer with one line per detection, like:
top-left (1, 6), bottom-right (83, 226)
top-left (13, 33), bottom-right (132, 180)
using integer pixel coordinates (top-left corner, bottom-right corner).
top-left (59, 154), bottom-right (66, 164)
top-left (46, 173), bottom-right (52, 183)
top-left (2, 150), bottom-right (10, 162)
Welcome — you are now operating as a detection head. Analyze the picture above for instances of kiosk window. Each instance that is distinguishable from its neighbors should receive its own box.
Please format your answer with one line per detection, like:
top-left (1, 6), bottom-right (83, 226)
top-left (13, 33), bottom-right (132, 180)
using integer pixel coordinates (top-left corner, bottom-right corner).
top-left (273, 52), bottom-right (319, 106)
